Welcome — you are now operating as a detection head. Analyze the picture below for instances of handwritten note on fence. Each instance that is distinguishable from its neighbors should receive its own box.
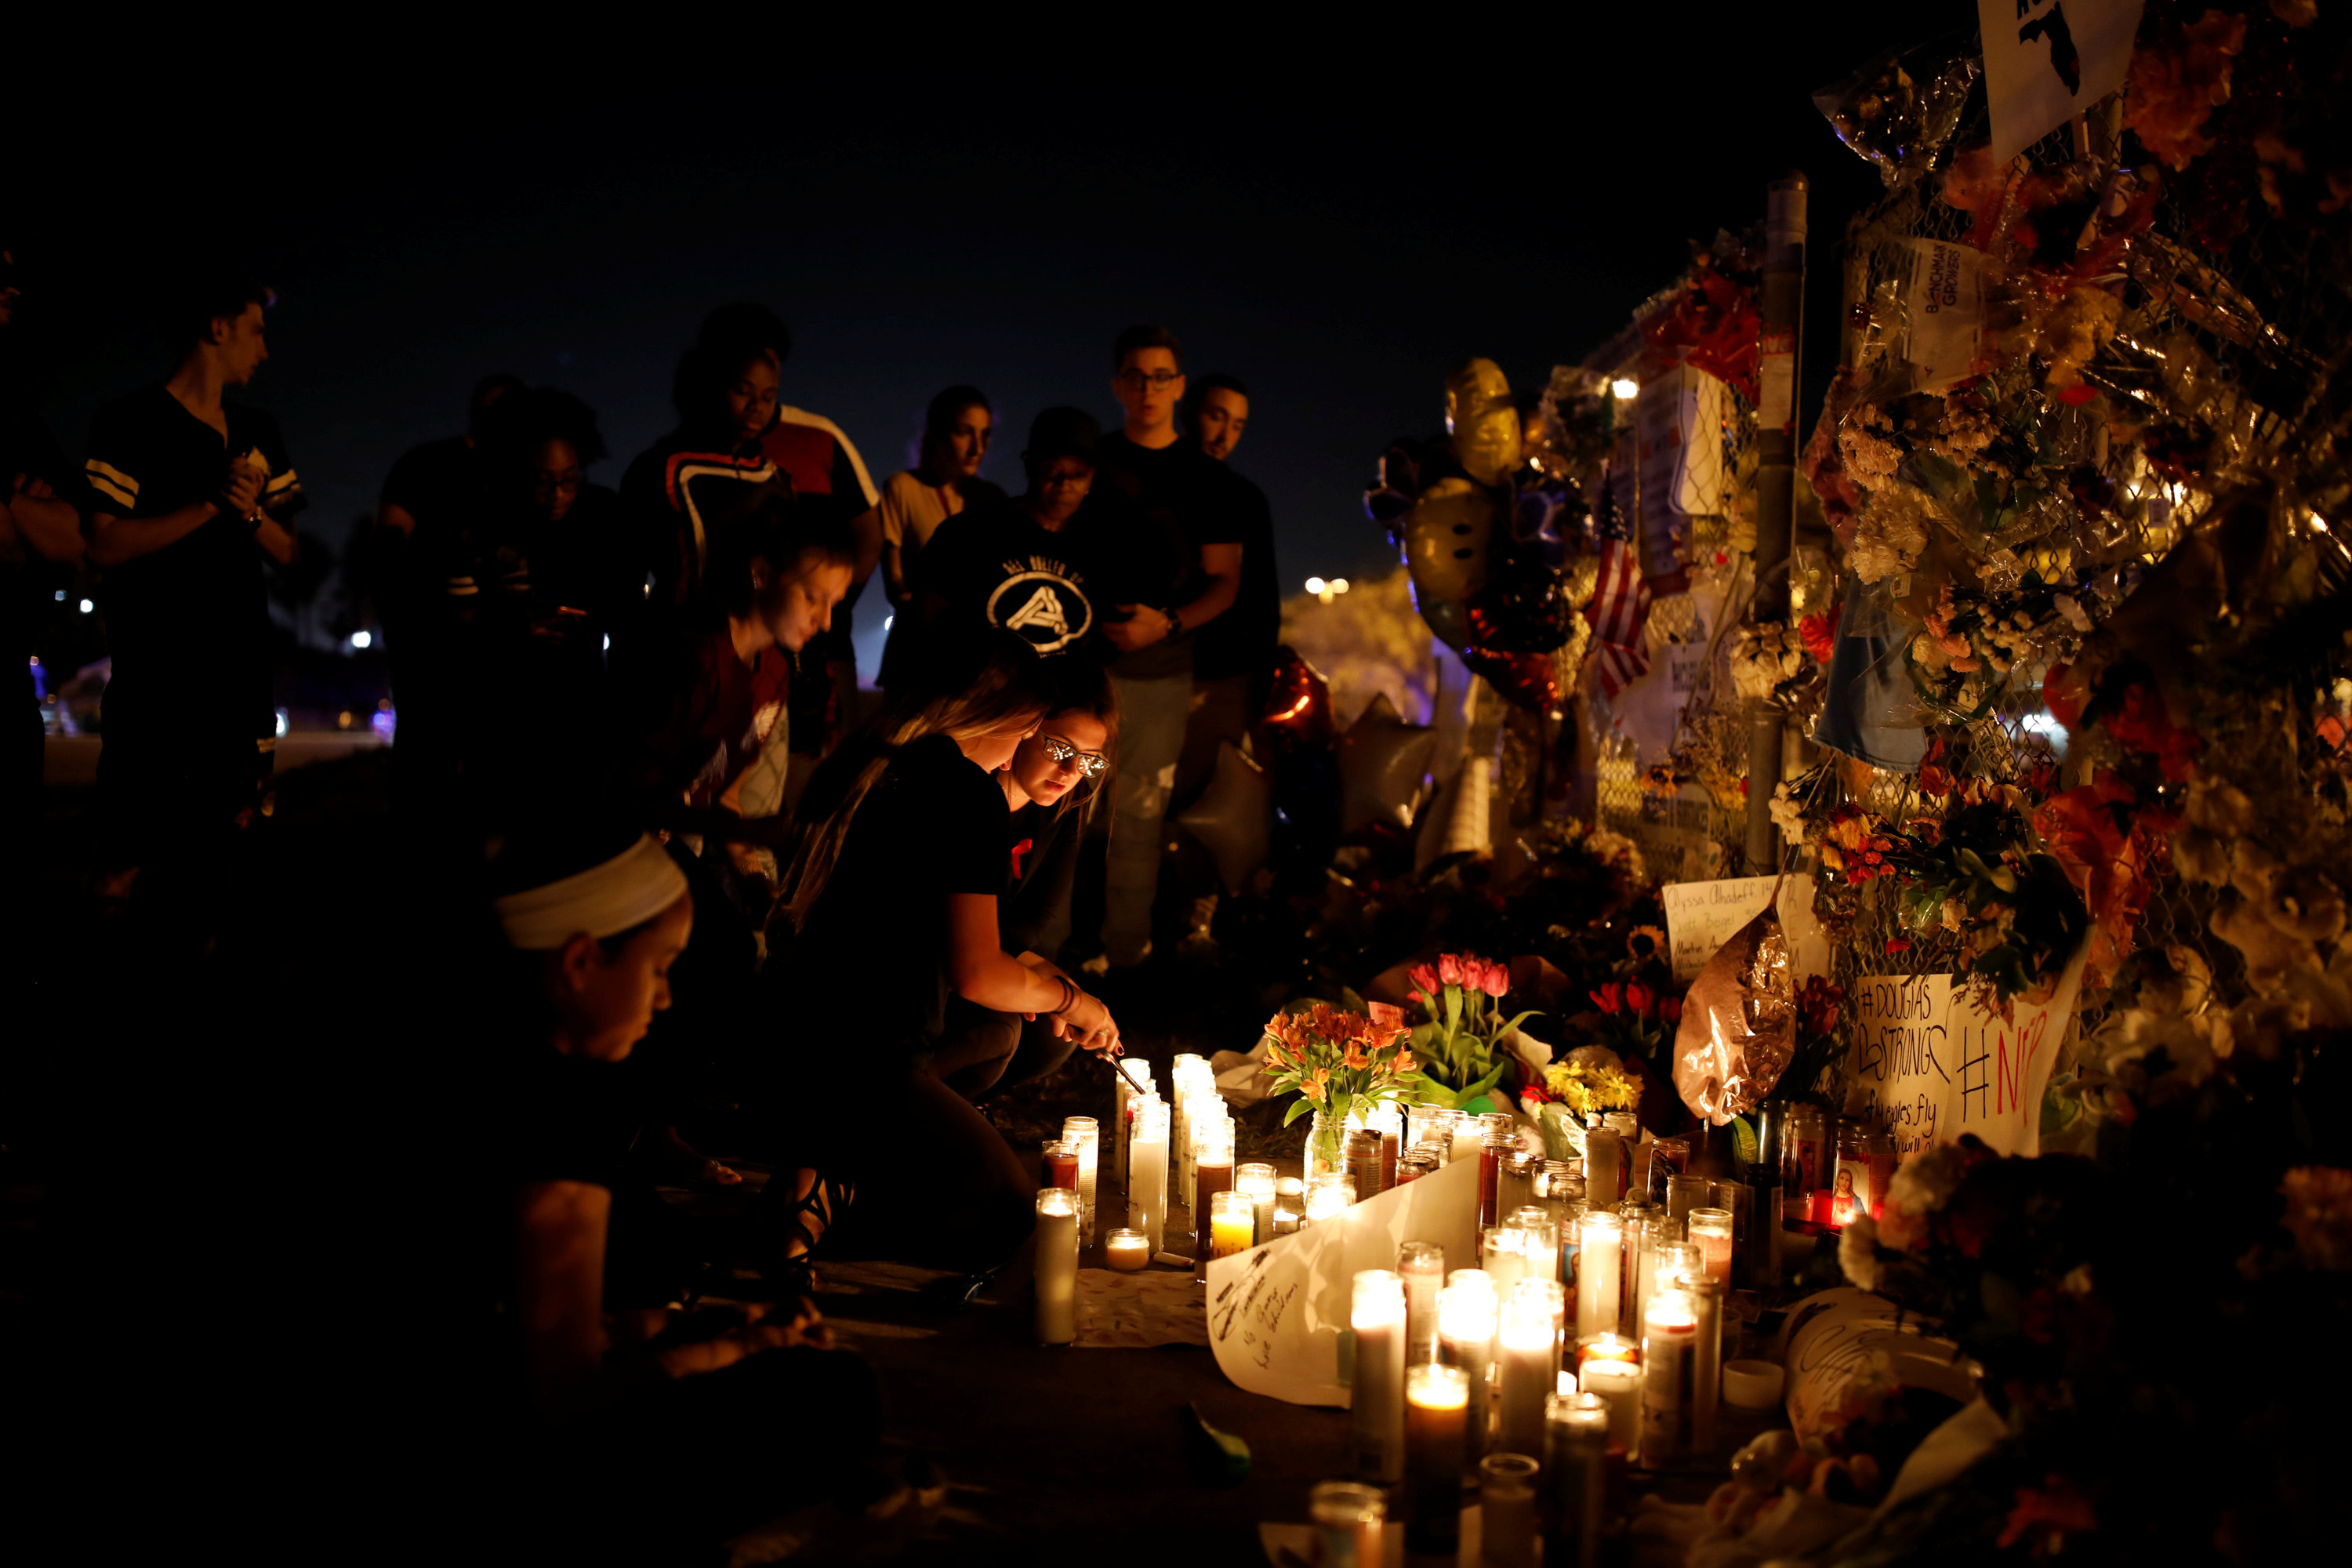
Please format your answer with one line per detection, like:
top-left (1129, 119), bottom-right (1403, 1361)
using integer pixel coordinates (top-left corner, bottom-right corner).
top-left (1845, 951), bottom-right (2084, 1158)
top-left (1662, 873), bottom-right (1828, 985)
top-left (1206, 1157), bottom-right (1479, 1407)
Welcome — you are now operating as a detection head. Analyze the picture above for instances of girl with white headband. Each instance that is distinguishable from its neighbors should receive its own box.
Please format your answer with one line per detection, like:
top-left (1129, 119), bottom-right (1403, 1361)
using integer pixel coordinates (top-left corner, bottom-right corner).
top-left (485, 826), bottom-right (884, 1556)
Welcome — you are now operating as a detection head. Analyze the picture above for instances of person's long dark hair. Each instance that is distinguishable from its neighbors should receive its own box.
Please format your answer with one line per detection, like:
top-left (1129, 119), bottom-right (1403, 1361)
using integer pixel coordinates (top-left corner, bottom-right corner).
top-left (1032, 656), bottom-right (1118, 823)
top-left (782, 641), bottom-right (1063, 929)
top-left (920, 385), bottom-right (989, 471)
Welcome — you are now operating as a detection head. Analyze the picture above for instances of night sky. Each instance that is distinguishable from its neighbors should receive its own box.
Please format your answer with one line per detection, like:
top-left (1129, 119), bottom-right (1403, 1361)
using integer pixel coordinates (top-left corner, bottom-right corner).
top-left (14, 19), bottom-right (1911, 671)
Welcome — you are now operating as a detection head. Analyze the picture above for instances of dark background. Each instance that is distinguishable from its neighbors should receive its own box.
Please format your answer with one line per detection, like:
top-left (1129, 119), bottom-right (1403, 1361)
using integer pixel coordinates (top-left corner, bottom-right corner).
top-left (10, 18), bottom-right (1915, 673)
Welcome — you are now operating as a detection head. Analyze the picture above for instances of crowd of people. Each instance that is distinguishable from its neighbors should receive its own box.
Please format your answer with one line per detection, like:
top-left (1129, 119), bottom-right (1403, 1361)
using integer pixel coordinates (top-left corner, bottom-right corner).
top-left (1, 261), bottom-right (1284, 1555)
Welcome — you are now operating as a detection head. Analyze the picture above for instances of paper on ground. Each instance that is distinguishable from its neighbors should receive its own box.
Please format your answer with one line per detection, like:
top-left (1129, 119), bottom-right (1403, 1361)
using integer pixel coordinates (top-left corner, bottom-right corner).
top-left (1662, 872), bottom-right (1828, 985)
top-left (1073, 1269), bottom-right (1208, 1348)
top-left (1207, 1158), bottom-right (1479, 1407)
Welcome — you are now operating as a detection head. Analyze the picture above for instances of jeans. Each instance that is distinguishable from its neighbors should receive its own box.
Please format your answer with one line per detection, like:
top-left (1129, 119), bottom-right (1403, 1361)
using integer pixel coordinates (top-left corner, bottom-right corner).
top-left (1102, 670), bottom-right (1192, 966)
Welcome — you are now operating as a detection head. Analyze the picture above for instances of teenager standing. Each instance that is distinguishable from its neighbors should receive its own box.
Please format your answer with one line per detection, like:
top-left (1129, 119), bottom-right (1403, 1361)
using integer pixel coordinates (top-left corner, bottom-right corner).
top-left (876, 386), bottom-right (1003, 690)
top-left (1174, 372), bottom-right (1280, 809)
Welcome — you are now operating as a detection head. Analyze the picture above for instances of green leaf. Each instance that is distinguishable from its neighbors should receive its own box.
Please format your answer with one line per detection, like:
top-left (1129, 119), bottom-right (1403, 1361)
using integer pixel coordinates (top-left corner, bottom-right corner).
top-left (1731, 1115), bottom-right (1759, 1167)
top-left (1282, 1097), bottom-right (1314, 1127)
top-left (1458, 1061), bottom-right (1508, 1102)
top-left (1340, 986), bottom-right (1369, 1014)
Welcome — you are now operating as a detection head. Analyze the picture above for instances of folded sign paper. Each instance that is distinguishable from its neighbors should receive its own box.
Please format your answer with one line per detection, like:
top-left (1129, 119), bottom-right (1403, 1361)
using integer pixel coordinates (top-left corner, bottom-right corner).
top-left (1207, 1157), bottom-right (1479, 1408)
top-left (1843, 950), bottom-right (2085, 1158)
top-left (1663, 873), bottom-right (1830, 985)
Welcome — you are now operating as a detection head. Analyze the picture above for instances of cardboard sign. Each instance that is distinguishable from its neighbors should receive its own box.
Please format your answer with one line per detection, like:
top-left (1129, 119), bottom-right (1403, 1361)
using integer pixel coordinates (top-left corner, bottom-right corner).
top-left (1844, 950), bottom-right (2085, 1159)
top-left (1980, 0), bottom-right (2144, 165)
top-left (1662, 873), bottom-right (1830, 985)
top-left (1207, 1157), bottom-right (1479, 1408)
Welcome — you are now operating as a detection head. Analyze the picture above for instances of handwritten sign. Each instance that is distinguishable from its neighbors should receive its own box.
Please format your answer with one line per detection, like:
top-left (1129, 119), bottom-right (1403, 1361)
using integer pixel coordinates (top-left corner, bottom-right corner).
top-left (1776, 1287), bottom-right (1974, 1443)
top-left (1980, 0), bottom-right (2144, 165)
top-left (1662, 873), bottom-right (1828, 985)
top-left (1845, 950), bottom-right (2085, 1159)
top-left (1207, 1157), bottom-right (1479, 1407)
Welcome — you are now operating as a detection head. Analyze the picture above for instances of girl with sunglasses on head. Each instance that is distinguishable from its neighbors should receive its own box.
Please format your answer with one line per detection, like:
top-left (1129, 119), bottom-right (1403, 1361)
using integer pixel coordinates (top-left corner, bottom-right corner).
top-left (762, 637), bottom-right (1122, 1274)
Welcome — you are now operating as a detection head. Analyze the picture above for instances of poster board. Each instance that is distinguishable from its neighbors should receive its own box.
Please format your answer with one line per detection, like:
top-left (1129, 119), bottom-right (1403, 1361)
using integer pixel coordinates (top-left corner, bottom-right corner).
top-left (1207, 1158), bottom-right (1479, 1408)
top-left (1980, 0), bottom-right (2143, 165)
top-left (1662, 873), bottom-right (1830, 985)
top-left (1843, 949), bottom-right (2086, 1159)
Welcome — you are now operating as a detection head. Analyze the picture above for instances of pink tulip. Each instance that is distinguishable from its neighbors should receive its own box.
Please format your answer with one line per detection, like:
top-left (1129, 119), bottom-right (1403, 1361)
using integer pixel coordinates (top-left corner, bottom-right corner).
top-left (1438, 953), bottom-right (1466, 989)
top-left (1410, 962), bottom-right (1442, 998)
top-left (1483, 960), bottom-right (1512, 998)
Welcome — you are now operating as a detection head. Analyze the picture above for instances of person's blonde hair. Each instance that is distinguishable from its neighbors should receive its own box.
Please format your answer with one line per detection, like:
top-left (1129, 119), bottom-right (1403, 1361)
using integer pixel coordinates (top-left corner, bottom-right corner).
top-left (782, 643), bottom-right (1062, 929)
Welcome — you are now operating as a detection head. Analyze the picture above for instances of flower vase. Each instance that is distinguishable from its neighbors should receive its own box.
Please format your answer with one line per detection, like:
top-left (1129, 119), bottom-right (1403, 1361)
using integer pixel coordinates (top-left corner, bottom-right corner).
top-left (1308, 1109), bottom-right (1346, 1178)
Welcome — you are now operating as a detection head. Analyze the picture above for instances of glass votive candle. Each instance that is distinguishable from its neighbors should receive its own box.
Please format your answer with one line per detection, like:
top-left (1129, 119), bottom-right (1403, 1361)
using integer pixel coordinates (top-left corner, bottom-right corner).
top-left (1033, 1187), bottom-right (1080, 1345)
top-left (1655, 1240), bottom-right (1704, 1292)
top-left (1405, 1363), bottom-right (1472, 1557)
top-left (1276, 1174), bottom-right (1307, 1214)
top-left (1667, 1171), bottom-right (1713, 1226)
top-left (1236, 1162), bottom-right (1278, 1245)
top-left (1578, 1353), bottom-right (1643, 1450)
top-left (1308, 1479), bottom-right (1386, 1568)
top-left (1305, 1174), bottom-right (1355, 1224)
top-left (1105, 1227), bottom-right (1150, 1272)
top-left (1479, 1452), bottom-right (1540, 1566)
top-left (1040, 1138), bottom-right (1078, 1191)
top-left (1210, 1190), bottom-right (1257, 1260)
top-left (1396, 1148), bottom-right (1440, 1185)
top-left (1688, 1207), bottom-right (1735, 1288)
top-left (1575, 1331), bottom-right (1639, 1372)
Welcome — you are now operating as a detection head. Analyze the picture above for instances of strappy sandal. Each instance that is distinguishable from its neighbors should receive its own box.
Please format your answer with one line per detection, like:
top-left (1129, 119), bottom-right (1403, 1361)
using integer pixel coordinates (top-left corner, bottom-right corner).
top-left (755, 1167), bottom-right (854, 1294)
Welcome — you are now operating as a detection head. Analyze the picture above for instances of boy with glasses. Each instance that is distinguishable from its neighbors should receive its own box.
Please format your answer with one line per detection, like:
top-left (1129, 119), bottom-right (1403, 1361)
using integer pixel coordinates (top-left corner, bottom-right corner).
top-left (1081, 324), bottom-right (1243, 970)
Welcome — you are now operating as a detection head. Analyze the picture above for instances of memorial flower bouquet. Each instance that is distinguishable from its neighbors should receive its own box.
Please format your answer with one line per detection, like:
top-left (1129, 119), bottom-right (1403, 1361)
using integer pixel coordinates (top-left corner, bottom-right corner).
top-left (1261, 997), bottom-right (1417, 1172)
top-left (1402, 953), bottom-right (1537, 1111)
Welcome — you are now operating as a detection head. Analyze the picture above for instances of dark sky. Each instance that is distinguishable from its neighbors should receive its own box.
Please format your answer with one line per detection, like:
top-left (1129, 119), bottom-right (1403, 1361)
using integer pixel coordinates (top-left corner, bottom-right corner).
top-left (15, 17), bottom-right (1917, 669)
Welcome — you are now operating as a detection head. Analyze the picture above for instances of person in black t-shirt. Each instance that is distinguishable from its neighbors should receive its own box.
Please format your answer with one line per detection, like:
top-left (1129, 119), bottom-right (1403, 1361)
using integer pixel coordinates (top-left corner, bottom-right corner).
top-left (1174, 372), bottom-right (1281, 809)
top-left (480, 826), bottom-right (883, 1560)
top-left (374, 372), bottom-right (522, 794)
top-left (930, 661), bottom-right (1119, 1101)
top-left (773, 641), bottom-right (1121, 1272)
top-left (1083, 323), bottom-right (1244, 969)
top-left (912, 406), bottom-right (1105, 671)
top-left (0, 246), bottom-right (85, 829)
top-left (83, 274), bottom-right (303, 867)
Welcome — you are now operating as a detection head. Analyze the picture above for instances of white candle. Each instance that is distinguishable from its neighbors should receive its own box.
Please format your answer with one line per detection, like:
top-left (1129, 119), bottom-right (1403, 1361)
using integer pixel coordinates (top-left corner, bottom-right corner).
top-left (1688, 1207), bottom-right (1734, 1290)
top-left (1495, 1283), bottom-right (1555, 1461)
top-left (1131, 1101), bottom-right (1169, 1255)
top-left (1349, 1269), bottom-right (1407, 1483)
top-left (1398, 1240), bottom-right (1446, 1364)
top-left (1236, 1163), bottom-right (1278, 1247)
top-left (1482, 1224), bottom-right (1529, 1293)
top-left (1034, 1187), bottom-right (1080, 1345)
top-left (1450, 1113), bottom-right (1485, 1167)
top-left (1578, 1356), bottom-right (1642, 1450)
top-left (1439, 1276), bottom-right (1498, 1457)
top-left (1639, 1285), bottom-right (1698, 1468)
top-left (1062, 1117), bottom-right (1099, 1243)
top-left (1574, 1210), bottom-right (1623, 1341)
top-left (1305, 1174), bottom-right (1353, 1225)
top-left (1104, 1227), bottom-right (1150, 1272)
top-left (1684, 1275), bottom-right (1723, 1456)
top-left (1115, 1058), bottom-right (1151, 1190)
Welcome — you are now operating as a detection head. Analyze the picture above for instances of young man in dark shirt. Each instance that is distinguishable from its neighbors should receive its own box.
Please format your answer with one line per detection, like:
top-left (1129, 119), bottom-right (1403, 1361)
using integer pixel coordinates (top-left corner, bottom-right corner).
top-left (913, 407), bottom-right (1105, 664)
top-left (83, 274), bottom-right (303, 868)
top-left (0, 246), bottom-right (85, 826)
top-left (1174, 372), bottom-right (1280, 809)
top-left (1083, 324), bottom-right (1242, 969)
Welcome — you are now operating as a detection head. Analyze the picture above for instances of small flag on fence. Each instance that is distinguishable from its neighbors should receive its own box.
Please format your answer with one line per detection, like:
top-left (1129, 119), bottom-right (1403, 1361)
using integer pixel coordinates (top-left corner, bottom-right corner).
top-left (1590, 537), bottom-right (1652, 697)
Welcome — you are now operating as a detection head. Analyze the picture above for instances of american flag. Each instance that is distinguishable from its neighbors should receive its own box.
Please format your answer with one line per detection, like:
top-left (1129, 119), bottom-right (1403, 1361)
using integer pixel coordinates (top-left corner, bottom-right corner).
top-left (1589, 537), bottom-right (1652, 697)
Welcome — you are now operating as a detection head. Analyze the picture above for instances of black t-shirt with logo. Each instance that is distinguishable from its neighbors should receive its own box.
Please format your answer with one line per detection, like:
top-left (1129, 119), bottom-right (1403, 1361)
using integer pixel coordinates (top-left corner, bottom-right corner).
top-left (914, 499), bottom-right (1100, 660)
top-left (82, 387), bottom-right (304, 741)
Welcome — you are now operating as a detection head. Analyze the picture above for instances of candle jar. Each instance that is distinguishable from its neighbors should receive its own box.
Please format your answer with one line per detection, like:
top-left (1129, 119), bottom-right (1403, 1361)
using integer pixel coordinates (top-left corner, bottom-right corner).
top-left (1574, 1331), bottom-right (1639, 1373)
top-left (1480, 1224), bottom-right (1529, 1292)
top-left (1131, 1102), bottom-right (1170, 1255)
top-left (1647, 1136), bottom-right (1690, 1207)
top-left (1438, 1279), bottom-right (1499, 1458)
top-left (1370, 1104), bottom-right (1403, 1191)
top-left (1478, 1122), bottom-right (1515, 1230)
top-left (1682, 1275), bottom-right (1723, 1456)
top-left (1497, 1285), bottom-right (1558, 1460)
top-left (1508, 1206), bottom-right (1559, 1286)
top-left (1447, 1109), bottom-right (1484, 1166)
top-left (1040, 1138), bottom-right (1078, 1192)
top-left (1617, 1205), bottom-right (1659, 1334)
top-left (1501, 1149), bottom-right (1542, 1220)
top-left (1062, 1116), bottom-right (1100, 1241)
top-left (1639, 1285), bottom-right (1698, 1468)
top-left (1193, 1139), bottom-right (1236, 1257)
top-left (1349, 1269), bottom-right (1408, 1483)
top-left (1236, 1163), bottom-right (1277, 1246)
top-left (1577, 1354), bottom-right (1642, 1452)
top-left (1479, 1452), bottom-right (1540, 1566)
top-left (1828, 1119), bottom-right (1869, 1229)
top-left (1305, 1174), bottom-right (1355, 1225)
top-left (1104, 1227), bottom-right (1151, 1272)
top-left (1346, 1127), bottom-right (1386, 1201)
top-left (1396, 1149), bottom-right (1440, 1185)
top-left (1405, 1363), bottom-right (1471, 1557)
top-left (1687, 1207), bottom-right (1734, 1289)
top-left (1308, 1479), bottom-right (1386, 1568)
top-left (1581, 1126), bottom-right (1622, 1208)
top-left (1209, 1190), bottom-right (1256, 1261)
top-left (1543, 1392), bottom-right (1611, 1568)
top-left (1573, 1210), bottom-right (1623, 1341)
top-left (1666, 1172), bottom-right (1712, 1229)
top-left (1535, 1159), bottom-right (1581, 1215)
top-left (1865, 1126), bottom-right (1897, 1220)
top-left (1398, 1240), bottom-right (1446, 1364)
top-left (1033, 1187), bottom-right (1080, 1345)
top-left (1785, 1104), bottom-right (1825, 1211)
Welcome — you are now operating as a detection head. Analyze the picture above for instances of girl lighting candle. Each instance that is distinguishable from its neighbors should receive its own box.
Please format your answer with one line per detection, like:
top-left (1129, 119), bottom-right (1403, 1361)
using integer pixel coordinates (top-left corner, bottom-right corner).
top-left (1350, 1269), bottom-right (1408, 1483)
top-left (1405, 1363), bottom-right (1471, 1558)
top-left (1033, 1187), bottom-right (1080, 1345)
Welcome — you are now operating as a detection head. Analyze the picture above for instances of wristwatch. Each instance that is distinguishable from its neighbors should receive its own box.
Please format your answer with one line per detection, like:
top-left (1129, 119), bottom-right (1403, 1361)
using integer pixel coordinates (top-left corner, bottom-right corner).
top-left (1161, 604), bottom-right (1184, 637)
